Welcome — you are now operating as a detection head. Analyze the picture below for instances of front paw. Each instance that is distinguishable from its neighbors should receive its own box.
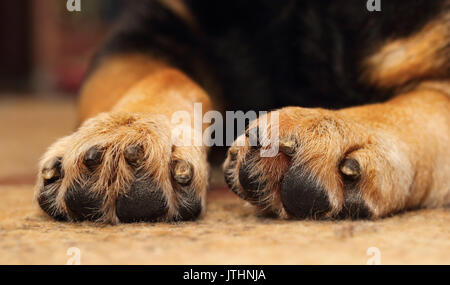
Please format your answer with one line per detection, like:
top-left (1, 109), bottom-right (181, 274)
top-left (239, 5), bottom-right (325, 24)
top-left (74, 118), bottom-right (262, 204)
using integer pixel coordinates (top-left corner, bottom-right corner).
top-left (35, 112), bottom-right (208, 223)
top-left (223, 107), bottom-right (414, 219)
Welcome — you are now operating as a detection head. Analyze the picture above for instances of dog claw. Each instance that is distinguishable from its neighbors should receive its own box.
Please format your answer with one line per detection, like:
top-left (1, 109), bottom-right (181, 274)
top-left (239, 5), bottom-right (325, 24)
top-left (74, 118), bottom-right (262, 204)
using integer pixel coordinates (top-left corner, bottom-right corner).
top-left (42, 157), bottom-right (62, 183)
top-left (340, 158), bottom-right (361, 179)
top-left (246, 127), bottom-right (260, 147)
top-left (279, 138), bottom-right (297, 156)
top-left (84, 146), bottom-right (103, 170)
top-left (228, 147), bottom-right (239, 160)
top-left (171, 160), bottom-right (193, 185)
top-left (42, 168), bottom-right (59, 180)
top-left (124, 145), bottom-right (144, 166)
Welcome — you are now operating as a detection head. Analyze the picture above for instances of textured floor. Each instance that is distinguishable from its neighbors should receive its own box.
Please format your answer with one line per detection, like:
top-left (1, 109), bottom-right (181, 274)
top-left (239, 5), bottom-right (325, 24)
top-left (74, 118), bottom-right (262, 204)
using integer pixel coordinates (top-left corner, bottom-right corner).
top-left (0, 96), bottom-right (449, 265)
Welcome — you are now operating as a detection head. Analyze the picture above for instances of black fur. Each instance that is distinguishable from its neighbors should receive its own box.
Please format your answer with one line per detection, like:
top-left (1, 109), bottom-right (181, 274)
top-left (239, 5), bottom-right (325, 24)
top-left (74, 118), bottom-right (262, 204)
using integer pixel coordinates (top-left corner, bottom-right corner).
top-left (93, 0), bottom-right (447, 111)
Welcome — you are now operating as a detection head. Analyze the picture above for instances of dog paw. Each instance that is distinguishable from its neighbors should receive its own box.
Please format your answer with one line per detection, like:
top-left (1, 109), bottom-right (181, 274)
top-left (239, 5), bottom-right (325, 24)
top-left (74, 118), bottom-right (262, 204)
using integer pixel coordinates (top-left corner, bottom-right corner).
top-left (223, 107), bottom-right (414, 219)
top-left (35, 112), bottom-right (208, 223)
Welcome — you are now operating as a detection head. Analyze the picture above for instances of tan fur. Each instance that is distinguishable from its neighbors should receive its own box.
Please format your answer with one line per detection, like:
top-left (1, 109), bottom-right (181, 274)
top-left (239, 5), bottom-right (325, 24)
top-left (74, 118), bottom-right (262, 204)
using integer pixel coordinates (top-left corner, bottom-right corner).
top-left (159, 0), bottom-right (198, 30)
top-left (78, 54), bottom-right (168, 122)
top-left (363, 14), bottom-right (450, 88)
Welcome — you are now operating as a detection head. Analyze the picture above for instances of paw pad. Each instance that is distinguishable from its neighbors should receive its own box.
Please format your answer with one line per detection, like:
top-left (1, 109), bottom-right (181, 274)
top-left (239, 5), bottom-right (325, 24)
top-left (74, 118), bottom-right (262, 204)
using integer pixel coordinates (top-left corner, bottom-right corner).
top-left (64, 182), bottom-right (103, 221)
top-left (116, 177), bottom-right (168, 223)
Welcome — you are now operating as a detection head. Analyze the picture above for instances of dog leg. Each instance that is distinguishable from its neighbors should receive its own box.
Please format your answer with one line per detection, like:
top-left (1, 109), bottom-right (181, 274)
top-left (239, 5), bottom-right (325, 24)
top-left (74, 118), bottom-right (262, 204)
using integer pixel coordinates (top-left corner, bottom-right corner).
top-left (35, 55), bottom-right (212, 223)
top-left (224, 82), bottom-right (450, 219)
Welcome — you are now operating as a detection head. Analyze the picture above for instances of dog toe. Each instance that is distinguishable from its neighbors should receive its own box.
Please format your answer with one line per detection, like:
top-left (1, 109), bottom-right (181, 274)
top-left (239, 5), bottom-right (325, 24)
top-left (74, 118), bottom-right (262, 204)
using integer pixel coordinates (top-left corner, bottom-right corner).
top-left (41, 157), bottom-right (63, 186)
top-left (83, 146), bottom-right (103, 171)
top-left (124, 145), bottom-right (144, 167)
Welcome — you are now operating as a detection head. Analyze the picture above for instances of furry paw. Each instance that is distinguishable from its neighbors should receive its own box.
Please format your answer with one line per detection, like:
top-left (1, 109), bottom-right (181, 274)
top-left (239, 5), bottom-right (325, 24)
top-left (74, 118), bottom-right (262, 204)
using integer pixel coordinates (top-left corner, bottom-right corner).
top-left (35, 112), bottom-right (208, 223)
top-left (224, 107), bottom-right (415, 219)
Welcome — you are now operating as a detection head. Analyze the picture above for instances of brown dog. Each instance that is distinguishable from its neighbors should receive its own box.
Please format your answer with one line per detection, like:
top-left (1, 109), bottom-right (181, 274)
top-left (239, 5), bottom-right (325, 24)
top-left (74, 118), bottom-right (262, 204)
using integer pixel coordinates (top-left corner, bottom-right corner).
top-left (35, 1), bottom-right (449, 223)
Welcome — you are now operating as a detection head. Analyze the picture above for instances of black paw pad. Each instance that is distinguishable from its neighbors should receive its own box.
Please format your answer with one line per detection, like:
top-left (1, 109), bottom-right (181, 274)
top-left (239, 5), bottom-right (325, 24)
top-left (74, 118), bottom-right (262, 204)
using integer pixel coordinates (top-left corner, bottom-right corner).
top-left (281, 166), bottom-right (331, 219)
top-left (38, 188), bottom-right (67, 221)
top-left (176, 190), bottom-right (202, 221)
top-left (337, 199), bottom-right (371, 219)
top-left (64, 182), bottom-right (103, 221)
top-left (116, 177), bottom-right (168, 222)
top-left (238, 157), bottom-right (266, 201)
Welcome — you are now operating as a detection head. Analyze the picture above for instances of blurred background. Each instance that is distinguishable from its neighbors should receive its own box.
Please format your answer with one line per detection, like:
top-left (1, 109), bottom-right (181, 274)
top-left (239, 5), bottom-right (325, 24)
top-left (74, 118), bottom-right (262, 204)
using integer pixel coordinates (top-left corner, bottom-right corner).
top-left (0, 0), bottom-right (125, 183)
top-left (0, 0), bottom-right (124, 94)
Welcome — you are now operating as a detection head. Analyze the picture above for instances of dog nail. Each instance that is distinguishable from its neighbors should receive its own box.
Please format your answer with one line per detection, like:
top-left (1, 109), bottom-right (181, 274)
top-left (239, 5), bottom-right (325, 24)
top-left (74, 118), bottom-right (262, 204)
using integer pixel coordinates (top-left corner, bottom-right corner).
top-left (124, 145), bottom-right (144, 166)
top-left (228, 147), bottom-right (239, 160)
top-left (279, 138), bottom-right (297, 156)
top-left (171, 160), bottom-right (193, 185)
top-left (246, 127), bottom-right (260, 148)
top-left (42, 157), bottom-right (62, 182)
top-left (42, 168), bottom-right (59, 180)
top-left (340, 158), bottom-right (361, 179)
top-left (84, 146), bottom-right (103, 170)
